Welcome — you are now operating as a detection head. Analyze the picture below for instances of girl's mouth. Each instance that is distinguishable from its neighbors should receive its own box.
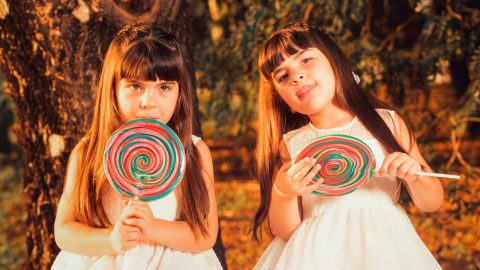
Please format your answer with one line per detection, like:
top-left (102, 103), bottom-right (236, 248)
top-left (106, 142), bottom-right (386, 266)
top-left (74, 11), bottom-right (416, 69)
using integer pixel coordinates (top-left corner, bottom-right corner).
top-left (296, 83), bottom-right (316, 99)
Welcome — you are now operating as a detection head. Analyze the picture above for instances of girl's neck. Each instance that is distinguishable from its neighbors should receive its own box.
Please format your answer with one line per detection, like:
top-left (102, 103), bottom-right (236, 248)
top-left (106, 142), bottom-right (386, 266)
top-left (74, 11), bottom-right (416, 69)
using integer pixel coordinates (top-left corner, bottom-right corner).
top-left (308, 107), bottom-right (355, 129)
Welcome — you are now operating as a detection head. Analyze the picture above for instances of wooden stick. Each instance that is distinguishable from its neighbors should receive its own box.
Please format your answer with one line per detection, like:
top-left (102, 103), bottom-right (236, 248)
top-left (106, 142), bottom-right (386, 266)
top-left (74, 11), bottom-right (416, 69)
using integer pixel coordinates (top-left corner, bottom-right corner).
top-left (415, 171), bottom-right (460, 179)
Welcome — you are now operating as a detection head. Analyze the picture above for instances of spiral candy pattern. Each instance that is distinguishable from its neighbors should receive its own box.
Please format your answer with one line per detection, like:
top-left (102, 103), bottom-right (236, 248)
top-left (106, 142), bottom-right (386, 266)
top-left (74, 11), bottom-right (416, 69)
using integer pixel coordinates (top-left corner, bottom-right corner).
top-left (103, 118), bottom-right (185, 201)
top-left (293, 135), bottom-right (375, 196)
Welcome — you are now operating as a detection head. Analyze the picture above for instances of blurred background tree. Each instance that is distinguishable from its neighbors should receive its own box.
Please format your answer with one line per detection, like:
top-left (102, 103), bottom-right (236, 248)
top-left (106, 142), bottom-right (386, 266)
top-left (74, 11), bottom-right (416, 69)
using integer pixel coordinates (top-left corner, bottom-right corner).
top-left (1, 0), bottom-right (479, 269)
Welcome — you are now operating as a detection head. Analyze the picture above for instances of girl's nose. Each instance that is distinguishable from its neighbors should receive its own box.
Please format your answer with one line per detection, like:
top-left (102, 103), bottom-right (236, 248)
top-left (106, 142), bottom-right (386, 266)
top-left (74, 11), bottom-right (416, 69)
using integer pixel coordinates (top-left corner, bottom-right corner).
top-left (140, 91), bottom-right (156, 109)
top-left (293, 72), bottom-right (305, 83)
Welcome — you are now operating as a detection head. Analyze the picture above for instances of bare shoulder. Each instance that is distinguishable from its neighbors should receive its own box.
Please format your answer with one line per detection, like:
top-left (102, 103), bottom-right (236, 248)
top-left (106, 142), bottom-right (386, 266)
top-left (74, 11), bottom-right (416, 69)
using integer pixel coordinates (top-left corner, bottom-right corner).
top-left (70, 139), bottom-right (85, 161)
top-left (63, 138), bottom-right (88, 194)
top-left (194, 139), bottom-right (212, 162)
top-left (68, 138), bottom-right (88, 169)
top-left (390, 112), bottom-right (415, 151)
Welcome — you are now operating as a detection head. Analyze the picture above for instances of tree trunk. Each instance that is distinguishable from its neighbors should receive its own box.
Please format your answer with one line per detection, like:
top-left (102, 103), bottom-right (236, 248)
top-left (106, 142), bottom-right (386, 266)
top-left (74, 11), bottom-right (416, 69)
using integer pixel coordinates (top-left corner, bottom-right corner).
top-left (0, 0), bottom-right (226, 269)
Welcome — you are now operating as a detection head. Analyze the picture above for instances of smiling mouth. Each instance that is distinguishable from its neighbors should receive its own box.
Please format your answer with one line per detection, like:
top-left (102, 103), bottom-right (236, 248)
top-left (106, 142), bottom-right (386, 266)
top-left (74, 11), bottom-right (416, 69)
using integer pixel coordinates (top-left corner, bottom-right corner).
top-left (296, 83), bottom-right (316, 99)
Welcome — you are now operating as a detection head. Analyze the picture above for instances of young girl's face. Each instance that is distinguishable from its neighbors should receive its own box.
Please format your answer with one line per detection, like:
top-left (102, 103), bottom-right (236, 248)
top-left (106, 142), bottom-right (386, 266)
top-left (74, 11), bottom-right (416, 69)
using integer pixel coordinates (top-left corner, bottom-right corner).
top-left (271, 47), bottom-right (337, 116)
top-left (115, 78), bottom-right (179, 123)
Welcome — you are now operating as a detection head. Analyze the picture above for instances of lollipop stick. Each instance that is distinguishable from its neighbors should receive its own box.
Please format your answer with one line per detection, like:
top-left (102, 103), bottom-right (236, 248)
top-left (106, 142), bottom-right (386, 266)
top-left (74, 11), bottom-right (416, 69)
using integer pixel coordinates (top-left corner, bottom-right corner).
top-left (374, 169), bottom-right (460, 180)
top-left (415, 171), bottom-right (460, 179)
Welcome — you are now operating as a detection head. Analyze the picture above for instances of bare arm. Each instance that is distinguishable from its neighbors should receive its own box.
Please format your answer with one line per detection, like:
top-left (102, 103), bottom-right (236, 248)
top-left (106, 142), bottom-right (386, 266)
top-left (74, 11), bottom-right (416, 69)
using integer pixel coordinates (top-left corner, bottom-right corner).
top-left (403, 148), bottom-right (444, 212)
top-left (269, 139), bottom-right (322, 241)
top-left (54, 143), bottom-right (140, 256)
top-left (124, 140), bottom-right (218, 252)
top-left (382, 113), bottom-right (444, 212)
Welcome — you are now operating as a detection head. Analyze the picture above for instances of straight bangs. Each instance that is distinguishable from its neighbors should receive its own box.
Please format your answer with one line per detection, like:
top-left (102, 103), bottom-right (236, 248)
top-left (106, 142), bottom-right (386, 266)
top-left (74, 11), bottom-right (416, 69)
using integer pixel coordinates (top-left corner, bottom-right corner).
top-left (260, 30), bottom-right (316, 79)
top-left (119, 39), bottom-right (182, 83)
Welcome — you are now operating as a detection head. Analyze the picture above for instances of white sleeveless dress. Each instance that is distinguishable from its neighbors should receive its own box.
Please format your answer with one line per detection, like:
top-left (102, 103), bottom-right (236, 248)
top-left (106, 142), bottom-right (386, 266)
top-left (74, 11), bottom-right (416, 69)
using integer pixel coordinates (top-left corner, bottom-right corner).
top-left (254, 109), bottom-right (442, 270)
top-left (52, 135), bottom-right (223, 270)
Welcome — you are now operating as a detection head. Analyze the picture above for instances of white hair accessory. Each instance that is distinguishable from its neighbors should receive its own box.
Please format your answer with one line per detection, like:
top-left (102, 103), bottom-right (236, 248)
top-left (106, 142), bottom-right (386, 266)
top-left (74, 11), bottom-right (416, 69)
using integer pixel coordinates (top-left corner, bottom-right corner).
top-left (352, 72), bottom-right (360, 84)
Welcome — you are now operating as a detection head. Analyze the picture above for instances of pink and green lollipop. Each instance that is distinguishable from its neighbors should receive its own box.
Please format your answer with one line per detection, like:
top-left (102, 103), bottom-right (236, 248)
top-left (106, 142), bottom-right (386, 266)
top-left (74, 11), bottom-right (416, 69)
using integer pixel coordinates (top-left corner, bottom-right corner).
top-left (293, 134), bottom-right (375, 196)
top-left (103, 118), bottom-right (185, 201)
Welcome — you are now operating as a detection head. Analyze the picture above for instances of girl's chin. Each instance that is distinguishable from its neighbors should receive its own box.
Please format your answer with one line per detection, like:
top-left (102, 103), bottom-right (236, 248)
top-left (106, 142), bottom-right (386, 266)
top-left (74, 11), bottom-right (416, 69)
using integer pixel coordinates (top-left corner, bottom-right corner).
top-left (295, 105), bottom-right (324, 116)
top-left (298, 99), bottom-right (332, 115)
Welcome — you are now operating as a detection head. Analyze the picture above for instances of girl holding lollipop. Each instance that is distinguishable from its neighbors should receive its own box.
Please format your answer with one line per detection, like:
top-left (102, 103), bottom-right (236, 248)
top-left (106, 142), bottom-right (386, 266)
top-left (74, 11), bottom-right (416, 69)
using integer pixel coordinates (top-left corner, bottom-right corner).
top-left (253, 22), bottom-right (443, 269)
top-left (53, 24), bottom-right (222, 269)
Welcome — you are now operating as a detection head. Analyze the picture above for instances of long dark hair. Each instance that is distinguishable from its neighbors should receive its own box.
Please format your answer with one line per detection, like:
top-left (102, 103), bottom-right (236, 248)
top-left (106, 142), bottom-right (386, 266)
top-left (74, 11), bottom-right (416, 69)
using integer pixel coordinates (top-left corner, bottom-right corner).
top-left (252, 22), bottom-right (415, 240)
top-left (71, 24), bottom-right (210, 236)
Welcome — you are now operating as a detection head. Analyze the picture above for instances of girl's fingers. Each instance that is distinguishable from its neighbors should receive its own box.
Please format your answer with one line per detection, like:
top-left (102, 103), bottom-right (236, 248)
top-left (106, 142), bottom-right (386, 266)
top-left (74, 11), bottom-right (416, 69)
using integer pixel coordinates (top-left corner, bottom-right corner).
top-left (403, 162), bottom-right (419, 182)
top-left (380, 152), bottom-right (400, 176)
top-left (287, 157), bottom-right (312, 176)
top-left (397, 159), bottom-right (414, 179)
top-left (300, 164), bottom-right (321, 186)
top-left (292, 159), bottom-right (317, 181)
top-left (387, 154), bottom-right (409, 177)
top-left (121, 208), bottom-right (139, 219)
top-left (124, 223), bottom-right (141, 232)
top-left (124, 217), bottom-right (143, 227)
top-left (125, 230), bottom-right (140, 241)
top-left (128, 228), bottom-right (141, 237)
top-left (123, 204), bottom-right (148, 218)
top-left (303, 178), bottom-right (324, 194)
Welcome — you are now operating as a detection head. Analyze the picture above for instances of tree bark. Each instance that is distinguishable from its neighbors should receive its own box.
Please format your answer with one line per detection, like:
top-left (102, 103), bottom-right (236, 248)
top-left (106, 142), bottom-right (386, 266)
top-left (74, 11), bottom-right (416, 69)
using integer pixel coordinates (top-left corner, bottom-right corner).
top-left (0, 0), bottom-right (225, 269)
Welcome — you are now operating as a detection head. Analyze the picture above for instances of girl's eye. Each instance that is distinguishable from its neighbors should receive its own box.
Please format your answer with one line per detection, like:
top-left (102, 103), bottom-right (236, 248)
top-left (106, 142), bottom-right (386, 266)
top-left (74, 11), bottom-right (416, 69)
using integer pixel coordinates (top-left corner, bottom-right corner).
top-left (303, 57), bottom-right (313, 64)
top-left (278, 74), bottom-right (288, 83)
top-left (160, 85), bottom-right (171, 92)
top-left (129, 84), bottom-right (142, 91)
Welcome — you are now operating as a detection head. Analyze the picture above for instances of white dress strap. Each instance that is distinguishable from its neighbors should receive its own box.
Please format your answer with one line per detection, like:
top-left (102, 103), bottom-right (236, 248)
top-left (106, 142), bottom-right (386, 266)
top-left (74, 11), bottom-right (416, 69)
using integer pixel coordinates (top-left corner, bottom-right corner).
top-left (375, 108), bottom-right (396, 131)
top-left (192, 135), bottom-right (201, 145)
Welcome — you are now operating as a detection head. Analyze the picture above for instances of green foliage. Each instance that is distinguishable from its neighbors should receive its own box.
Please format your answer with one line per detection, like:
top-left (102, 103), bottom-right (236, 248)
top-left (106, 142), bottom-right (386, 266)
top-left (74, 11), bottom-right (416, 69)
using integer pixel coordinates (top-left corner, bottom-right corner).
top-left (192, 0), bottom-right (480, 138)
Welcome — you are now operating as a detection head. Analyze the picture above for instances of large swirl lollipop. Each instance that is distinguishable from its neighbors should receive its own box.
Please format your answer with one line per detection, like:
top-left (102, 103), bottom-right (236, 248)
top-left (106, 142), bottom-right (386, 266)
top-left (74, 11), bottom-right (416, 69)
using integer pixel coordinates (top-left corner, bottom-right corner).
top-left (293, 134), bottom-right (375, 196)
top-left (103, 118), bottom-right (185, 201)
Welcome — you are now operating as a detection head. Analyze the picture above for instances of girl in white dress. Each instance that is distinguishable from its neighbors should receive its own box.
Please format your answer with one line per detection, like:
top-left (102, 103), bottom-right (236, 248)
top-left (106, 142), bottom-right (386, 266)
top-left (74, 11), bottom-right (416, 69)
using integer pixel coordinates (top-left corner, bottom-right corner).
top-left (52, 24), bottom-right (222, 270)
top-left (252, 22), bottom-right (443, 270)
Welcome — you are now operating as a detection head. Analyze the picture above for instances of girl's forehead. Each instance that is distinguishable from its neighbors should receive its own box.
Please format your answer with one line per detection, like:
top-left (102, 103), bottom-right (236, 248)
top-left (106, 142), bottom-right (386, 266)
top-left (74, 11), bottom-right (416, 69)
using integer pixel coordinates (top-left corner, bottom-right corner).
top-left (272, 48), bottom-right (319, 72)
top-left (119, 77), bottom-right (176, 83)
top-left (280, 48), bottom-right (316, 61)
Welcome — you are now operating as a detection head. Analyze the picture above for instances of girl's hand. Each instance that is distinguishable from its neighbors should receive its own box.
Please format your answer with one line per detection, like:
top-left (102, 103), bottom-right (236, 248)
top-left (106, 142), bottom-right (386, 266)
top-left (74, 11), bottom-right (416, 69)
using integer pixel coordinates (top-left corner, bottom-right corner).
top-left (122, 199), bottom-right (157, 241)
top-left (108, 213), bottom-right (141, 254)
top-left (274, 157), bottom-right (323, 198)
top-left (379, 152), bottom-right (421, 182)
